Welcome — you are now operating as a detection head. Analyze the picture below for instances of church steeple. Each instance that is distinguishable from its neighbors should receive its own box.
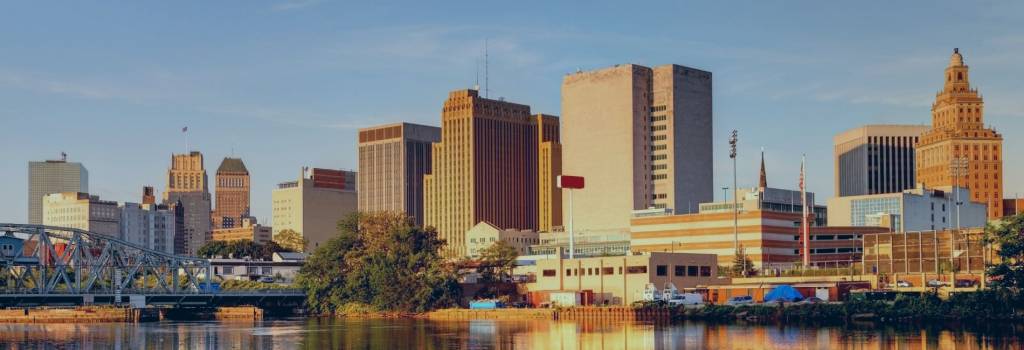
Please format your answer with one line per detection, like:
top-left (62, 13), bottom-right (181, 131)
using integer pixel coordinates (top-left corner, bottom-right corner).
top-left (758, 148), bottom-right (767, 191)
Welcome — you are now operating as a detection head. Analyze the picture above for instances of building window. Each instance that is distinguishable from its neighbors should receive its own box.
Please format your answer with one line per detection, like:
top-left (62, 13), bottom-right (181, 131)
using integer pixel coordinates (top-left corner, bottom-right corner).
top-left (700, 266), bottom-right (711, 277)
top-left (602, 267), bottom-right (615, 275)
top-left (687, 266), bottom-right (698, 277)
top-left (565, 269), bottom-right (571, 276)
top-left (656, 265), bottom-right (668, 276)
top-left (626, 266), bottom-right (647, 274)
top-left (543, 269), bottom-right (556, 277)
top-left (674, 265), bottom-right (685, 276)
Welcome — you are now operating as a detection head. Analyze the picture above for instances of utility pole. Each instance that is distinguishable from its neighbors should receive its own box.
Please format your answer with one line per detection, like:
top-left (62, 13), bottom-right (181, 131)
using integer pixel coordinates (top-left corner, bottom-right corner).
top-left (729, 130), bottom-right (740, 275)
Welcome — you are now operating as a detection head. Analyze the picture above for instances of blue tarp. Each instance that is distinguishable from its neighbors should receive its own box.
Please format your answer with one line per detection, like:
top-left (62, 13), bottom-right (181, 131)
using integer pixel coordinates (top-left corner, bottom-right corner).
top-left (764, 285), bottom-right (803, 302)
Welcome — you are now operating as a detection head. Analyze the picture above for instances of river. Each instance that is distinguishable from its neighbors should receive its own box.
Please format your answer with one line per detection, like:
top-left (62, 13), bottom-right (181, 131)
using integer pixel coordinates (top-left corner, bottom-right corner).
top-left (1, 318), bottom-right (1022, 349)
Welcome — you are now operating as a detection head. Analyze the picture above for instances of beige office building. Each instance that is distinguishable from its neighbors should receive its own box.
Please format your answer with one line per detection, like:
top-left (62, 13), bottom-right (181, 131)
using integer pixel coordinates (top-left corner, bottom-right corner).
top-left (42, 192), bottom-right (120, 237)
top-left (357, 122), bottom-right (440, 227)
top-left (28, 157), bottom-right (88, 225)
top-left (561, 64), bottom-right (713, 234)
top-left (272, 167), bottom-right (357, 252)
top-left (535, 114), bottom-right (563, 232)
top-left (532, 252), bottom-right (718, 305)
top-left (162, 151), bottom-right (212, 256)
top-left (834, 125), bottom-right (930, 197)
top-left (465, 221), bottom-right (539, 259)
top-left (211, 217), bottom-right (272, 245)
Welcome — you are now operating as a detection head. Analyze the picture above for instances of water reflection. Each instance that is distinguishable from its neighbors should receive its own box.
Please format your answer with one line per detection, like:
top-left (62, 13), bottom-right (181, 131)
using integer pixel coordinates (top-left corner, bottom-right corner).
top-left (0, 318), bottom-right (1022, 349)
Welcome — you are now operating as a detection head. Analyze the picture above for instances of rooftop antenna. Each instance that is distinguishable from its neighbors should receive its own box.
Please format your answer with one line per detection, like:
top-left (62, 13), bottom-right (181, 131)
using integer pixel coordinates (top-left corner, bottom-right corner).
top-left (484, 38), bottom-right (489, 98)
top-left (474, 58), bottom-right (480, 91)
top-left (60, 152), bottom-right (67, 161)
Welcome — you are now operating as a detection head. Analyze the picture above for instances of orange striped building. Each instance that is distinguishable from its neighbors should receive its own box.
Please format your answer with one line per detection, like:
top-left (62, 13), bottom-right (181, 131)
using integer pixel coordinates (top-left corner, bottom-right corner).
top-left (631, 210), bottom-right (888, 268)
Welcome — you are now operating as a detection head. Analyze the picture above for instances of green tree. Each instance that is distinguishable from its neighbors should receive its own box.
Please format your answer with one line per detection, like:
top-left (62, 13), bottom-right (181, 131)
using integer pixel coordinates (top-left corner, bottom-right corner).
top-left (731, 246), bottom-right (757, 277)
top-left (478, 240), bottom-right (519, 283)
top-left (196, 239), bottom-right (292, 260)
top-left (985, 214), bottom-right (1024, 289)
top-left (295, 212), bottom-right (461, 314)
top-left (274, 229), bottom-right (307, 252)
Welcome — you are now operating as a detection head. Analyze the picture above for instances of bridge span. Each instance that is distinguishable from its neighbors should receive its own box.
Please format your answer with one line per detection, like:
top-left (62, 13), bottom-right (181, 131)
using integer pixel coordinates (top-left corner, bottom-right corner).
top-left (0, 223), bottom-right (304, 308)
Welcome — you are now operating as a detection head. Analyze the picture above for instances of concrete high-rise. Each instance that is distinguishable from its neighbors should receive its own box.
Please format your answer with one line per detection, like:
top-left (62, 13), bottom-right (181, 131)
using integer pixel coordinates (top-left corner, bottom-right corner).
top-left (915, 49), bottom-right (1004, 219)
top-left (212, 157), bottom-right (250, 229)
top-left (272, 167), bottom-right (357, 252)
top-left (561, 64), bottom-right (713, 233)
top-left (834, 125), bottom-right (930, 197)
top-left (28, 157), bottom-right (88, 224)
top-left (423, 89), bottom-right (560, 257)
top-left (162, 151), bottom-right (212, 256)
top-left (357, 122), bottom-right (441, 227)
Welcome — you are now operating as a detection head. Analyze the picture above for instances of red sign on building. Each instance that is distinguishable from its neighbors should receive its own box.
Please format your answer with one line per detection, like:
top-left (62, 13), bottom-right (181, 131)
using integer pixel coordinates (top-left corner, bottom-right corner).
top-left (557, 175), bottom-right (584, 189)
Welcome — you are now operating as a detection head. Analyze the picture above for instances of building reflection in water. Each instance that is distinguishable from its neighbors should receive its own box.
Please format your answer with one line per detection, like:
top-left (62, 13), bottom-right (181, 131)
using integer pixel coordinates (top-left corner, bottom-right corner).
top-left (0, 318), bottom-right (1021, 349)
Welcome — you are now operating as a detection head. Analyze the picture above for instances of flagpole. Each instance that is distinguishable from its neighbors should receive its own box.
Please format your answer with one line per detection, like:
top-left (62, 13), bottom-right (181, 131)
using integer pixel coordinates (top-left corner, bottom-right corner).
top-left (801, 154), bottom-right (810, 267)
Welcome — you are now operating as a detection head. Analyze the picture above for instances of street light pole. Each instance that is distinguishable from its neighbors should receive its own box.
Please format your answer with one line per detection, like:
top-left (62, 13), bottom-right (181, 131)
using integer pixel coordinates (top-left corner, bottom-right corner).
top-left (729, 130), bottom-right (740, 275)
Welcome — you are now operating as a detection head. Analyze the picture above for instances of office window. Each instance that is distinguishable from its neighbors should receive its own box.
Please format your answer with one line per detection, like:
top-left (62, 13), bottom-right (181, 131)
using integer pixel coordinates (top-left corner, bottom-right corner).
top-left (687, 266), bottom-right (698, 276)
top-left (602, 267), bottom-right (615, 275)
top-left (626, 266), bottom-right (647, 274)
top-left (543, 269), bottom-right (556, 277)
top-left (566, 269), bottom-right (571, 276)
top-left (656, 265), bottom-right (668, 276)
top-left (700, 266), bottom-right (711, 277)
top-left (674, 265), bottom-right (685, 276)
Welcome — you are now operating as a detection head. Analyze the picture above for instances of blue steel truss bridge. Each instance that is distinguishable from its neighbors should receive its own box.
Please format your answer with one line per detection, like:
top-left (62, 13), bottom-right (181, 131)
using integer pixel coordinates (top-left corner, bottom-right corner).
top-left (0, 223), bottom-right (304, 308)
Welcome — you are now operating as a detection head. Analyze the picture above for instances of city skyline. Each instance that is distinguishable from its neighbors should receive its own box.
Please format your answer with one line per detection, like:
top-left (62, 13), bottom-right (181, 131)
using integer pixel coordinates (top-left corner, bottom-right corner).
top-left (4, 2), bottom-right (1024, 224)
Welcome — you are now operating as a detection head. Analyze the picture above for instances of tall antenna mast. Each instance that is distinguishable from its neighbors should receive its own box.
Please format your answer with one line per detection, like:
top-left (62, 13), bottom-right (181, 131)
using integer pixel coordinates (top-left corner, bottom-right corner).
top-left (484, 38), bottom-right (489, 98)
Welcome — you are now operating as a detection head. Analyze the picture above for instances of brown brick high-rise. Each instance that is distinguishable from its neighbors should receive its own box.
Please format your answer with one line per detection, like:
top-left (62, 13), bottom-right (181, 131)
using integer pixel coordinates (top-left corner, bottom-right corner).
top-left (212, 157), bottom-right (250, 229)
top-left (916, 49), bottom-right (1004, 219)
top-left (424, 89), bottom-right (561, 257)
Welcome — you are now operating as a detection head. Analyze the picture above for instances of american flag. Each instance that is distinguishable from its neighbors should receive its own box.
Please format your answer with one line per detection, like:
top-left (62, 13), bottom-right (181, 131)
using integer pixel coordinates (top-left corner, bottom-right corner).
top-left (182, 126), bottom-right (188, 133)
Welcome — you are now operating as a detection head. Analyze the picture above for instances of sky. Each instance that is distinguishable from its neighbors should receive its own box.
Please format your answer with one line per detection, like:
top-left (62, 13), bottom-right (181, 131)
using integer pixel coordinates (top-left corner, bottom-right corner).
top-left (2, 1), bottom-right (1023, 224)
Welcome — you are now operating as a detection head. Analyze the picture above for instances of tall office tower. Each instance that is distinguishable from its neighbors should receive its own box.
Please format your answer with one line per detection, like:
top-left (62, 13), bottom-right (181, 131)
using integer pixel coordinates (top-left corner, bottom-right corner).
top-left (212, 157), bottom-right (250, 229)
top-left (535, 114), bottom-right (563, 232)
top-left (27, 155), bottom-right (88, 224)
top-left (562, 64), bottom-right (713, 233)
top-left (915, 49), bottom-right (1004, 219)
top-left (423, 89), bottom-right (557, 257)
top-left (119, 202), bottom-right (178, 254)
top-left (42, 192), bottom-right (120, 236)
top-left (162, 151), bottom-right (212, 256)
top-left (357, 122), bottom-right (441, 227)
top-left (272, 167), bottom-right (357, 252)
top-left (834, 125), bottom-right (930, 197)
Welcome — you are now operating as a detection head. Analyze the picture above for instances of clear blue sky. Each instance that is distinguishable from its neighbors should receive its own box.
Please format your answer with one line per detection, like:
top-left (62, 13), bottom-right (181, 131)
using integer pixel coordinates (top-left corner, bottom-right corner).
top-left (2, 1), bottom-right (1023, 224)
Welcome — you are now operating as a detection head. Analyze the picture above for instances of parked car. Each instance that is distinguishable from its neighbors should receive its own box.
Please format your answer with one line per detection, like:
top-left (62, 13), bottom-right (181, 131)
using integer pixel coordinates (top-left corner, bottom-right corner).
top-left (926, 280), bottom-right (948, 288)
top-left (955, 279), bottom-right (977, 288)
top-left (798, 297), bottom-right (825, 305)
top-left (895, 280), bottom-right (912, 288)
top-left (726, 295), bottom-right (754, 306)
top-left (667, 293), bottom-right (705, 306)
top-left (258, 276), bottom-right (275, 283)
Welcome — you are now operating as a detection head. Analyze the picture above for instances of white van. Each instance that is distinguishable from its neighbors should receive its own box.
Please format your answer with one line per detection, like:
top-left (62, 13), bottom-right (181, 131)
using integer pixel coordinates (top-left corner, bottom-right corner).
top-left (667, 293), bottom-right (704, 306)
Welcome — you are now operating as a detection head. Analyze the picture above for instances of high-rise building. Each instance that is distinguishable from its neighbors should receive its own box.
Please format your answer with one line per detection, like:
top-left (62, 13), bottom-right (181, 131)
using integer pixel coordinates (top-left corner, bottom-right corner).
top-left (535, 114), bottom-right (563, 232)
top-left (561, 64), bottom-right (713, 234)
top-left (834, 125), bottom-right (930, 197)
top-left (119, 202), bottom-right (177, 254)
top-left (212, 157), bottom-right (251, 229)
top-left (42, 192), bottom-right (119, 237)
top-left (915, 49), bottom-right (1004, 219)
top-left (28, 156), bottom-right (88, 224)
top-left (357, 122), bottom-right (441, 227)
top-left (423, 89), bottom-right (560, 257)
top-left (162, 151), bottom-right (212, 256)
top-left (271, 167), bottom-right (357, 252)
top-left (1004, 198), bottom-right (1024, 217)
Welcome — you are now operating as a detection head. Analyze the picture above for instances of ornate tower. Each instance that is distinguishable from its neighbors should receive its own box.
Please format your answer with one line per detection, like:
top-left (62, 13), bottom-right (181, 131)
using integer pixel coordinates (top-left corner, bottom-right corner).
top-left (915, 49), bottom-right (1004, 219)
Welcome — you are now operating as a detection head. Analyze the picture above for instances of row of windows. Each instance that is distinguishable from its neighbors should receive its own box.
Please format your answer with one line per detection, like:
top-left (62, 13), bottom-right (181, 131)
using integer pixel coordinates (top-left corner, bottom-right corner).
top-left (544, 264), bottom-right (711, 278)
top-left (656, 265), bottom-right (712, 277)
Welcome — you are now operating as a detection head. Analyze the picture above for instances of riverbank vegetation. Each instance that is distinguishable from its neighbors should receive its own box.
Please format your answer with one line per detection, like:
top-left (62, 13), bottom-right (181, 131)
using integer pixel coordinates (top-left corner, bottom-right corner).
top-left (295, 212), bottom-right (461, 315)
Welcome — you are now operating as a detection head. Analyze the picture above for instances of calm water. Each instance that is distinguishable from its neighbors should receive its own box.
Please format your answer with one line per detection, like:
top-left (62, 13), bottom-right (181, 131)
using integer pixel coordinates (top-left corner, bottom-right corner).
top-left (0, 318), bottom-right (1022, 349)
